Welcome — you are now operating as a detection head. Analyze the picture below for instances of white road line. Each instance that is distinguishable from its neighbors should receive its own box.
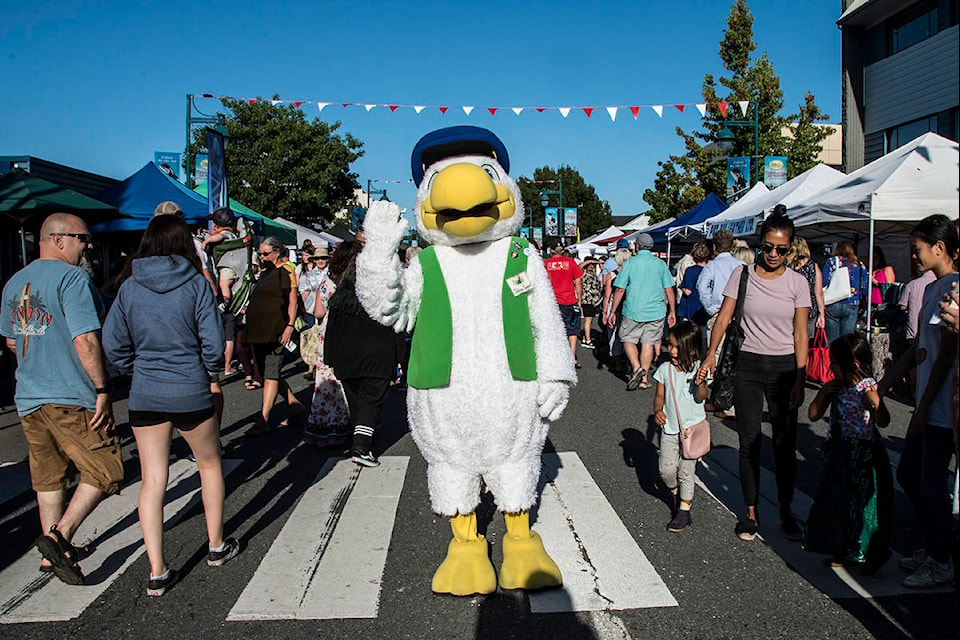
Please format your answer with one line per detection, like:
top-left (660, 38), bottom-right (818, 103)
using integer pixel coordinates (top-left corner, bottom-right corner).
top-left (0, 459), bottom-right (242, 623)
top-left (529, 452), bottom-right (677, 614)
top-left (228, 456), bottom-right (408, 621)
top-left (697, 448), bottom-right (953, 598)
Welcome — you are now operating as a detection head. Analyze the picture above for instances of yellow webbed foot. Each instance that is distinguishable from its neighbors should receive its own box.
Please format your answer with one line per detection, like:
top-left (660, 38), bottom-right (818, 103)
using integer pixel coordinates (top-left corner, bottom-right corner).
top-left (499, 511), bottom-right (562, 591)
top-left (431, 512), bottom-right (497, 596)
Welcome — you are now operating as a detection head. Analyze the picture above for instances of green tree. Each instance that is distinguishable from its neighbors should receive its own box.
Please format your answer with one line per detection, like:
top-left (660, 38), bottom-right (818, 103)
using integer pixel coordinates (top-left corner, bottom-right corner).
top-left (187, 96), bottom-right (364, 227)
top-left (517, 166), bottom-right (612, 241)
top-left (643, 0), bottom-right (830, 217)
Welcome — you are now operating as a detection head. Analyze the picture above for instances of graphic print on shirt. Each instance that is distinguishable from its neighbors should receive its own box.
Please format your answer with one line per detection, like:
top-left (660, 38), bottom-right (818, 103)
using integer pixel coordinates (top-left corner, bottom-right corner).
top-left (6, 282), bottom-right (54, 357)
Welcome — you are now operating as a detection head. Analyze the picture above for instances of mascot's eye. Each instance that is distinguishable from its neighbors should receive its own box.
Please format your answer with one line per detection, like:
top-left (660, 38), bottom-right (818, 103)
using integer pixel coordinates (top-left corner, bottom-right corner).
top-left (481, 164), bottom-right (499, 180)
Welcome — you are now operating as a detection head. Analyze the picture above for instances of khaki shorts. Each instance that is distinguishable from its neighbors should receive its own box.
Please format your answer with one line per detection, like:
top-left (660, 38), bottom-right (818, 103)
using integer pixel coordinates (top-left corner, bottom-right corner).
top-left (619, 316), bottom-right (665, 346)
top-left (21, 404), bottom-right (123, 495)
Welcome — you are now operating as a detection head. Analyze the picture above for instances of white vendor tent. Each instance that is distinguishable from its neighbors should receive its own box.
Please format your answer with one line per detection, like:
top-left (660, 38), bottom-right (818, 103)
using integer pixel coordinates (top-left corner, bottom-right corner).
top-left (788, 131), bottom-right (959, 332)
top-left (702, 164), bottom-right (845, 238)
top-left (273, 216), bottom-right (342, 249)
top-left (789, 132), bottom-right (958, 240)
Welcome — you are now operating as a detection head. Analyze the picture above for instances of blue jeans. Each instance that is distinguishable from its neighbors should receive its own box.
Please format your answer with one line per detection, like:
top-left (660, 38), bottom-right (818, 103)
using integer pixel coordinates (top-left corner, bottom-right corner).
top-left (896, 426), bottom-right (955, 563)
top-left (825, 302), bottom-right (857, 344)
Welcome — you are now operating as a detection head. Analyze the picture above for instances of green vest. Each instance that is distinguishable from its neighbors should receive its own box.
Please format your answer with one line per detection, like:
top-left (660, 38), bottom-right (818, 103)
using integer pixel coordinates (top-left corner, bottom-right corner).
top-left (408, 237), bottom-right (537, 389)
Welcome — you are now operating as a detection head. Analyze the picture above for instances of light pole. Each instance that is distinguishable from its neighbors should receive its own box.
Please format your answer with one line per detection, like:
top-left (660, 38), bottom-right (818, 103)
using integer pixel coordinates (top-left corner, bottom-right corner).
top-left (366, 179), bottom-right (389, 208)
top-left (185, 93), bottom-right (229, 187)
top-left (716, 101), bottom-right (760, 187)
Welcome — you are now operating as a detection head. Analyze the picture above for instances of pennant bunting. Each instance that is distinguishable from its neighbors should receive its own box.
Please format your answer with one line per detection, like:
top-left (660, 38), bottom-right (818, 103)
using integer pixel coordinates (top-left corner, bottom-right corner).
top-left (606, 107), bottom-right (617, 122)
top-left (462, 106), bottom-right (474, 115)
top-left (583, 107), bottom-right (593, 118)
top-left (717, 102), bottom-right (728, 117)
top-left (739, 100), bottom-right (750, 116)
top-left (271, 100), bottom-right (282, 106)
top-left (559, 107), bottom-right (571, 118)
top-left (364, 104), bottom-right (376, 112)
top-left (248, 98), bottom-right (257, 105)
top-left (389, 105), bottom-right (399, 112)
top-left (317, 102), bottom-right (330, 113)
top-left (488, 107), bottom-right (497, 116)
top-left (535, 108), bottom-right (545, 113)
top-left (414, 106), bottom-right (425, 114)
top-left (675, 104), bottom-right (685, 113)
top-left (695, 103), bottom-right (706, 116)
top-left (439, 106), bottom-right (448, 114)
top-left (629, 106), bottom-right (640, 119)
top-left (294, 101), bottom-right (303, 109)
top-left (512, 107), bottom-right (523, 115)
top-left (651, 105), bottom-right (663, 118)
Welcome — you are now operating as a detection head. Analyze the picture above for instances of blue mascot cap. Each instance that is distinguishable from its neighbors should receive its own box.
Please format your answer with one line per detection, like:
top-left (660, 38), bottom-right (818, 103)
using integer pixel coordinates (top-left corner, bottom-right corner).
top-left (411, 126), bottom-right (510, 187)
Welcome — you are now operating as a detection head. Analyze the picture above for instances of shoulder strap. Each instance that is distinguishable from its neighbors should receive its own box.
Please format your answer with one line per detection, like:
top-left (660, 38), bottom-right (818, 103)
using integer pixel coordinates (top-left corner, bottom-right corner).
top-left (666, 367), bottom-right (685, 433)
top-left (732, 266), bottom-right (749, 325)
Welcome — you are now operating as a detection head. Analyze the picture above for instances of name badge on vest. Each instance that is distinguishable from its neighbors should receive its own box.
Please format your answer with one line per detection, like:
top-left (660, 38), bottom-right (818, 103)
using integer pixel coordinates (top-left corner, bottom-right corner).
top-left (506, 271), bottom-right (533, 296)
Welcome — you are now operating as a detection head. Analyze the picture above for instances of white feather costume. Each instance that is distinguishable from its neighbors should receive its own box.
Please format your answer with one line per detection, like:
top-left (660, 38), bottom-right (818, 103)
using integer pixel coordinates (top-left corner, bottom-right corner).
top-left (357, 154), bottom-right (576, 517)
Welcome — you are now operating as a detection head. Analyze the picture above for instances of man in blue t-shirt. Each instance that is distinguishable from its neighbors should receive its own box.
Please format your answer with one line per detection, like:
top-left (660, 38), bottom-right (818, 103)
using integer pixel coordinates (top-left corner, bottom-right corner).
top-left (608, 233), bottom-right (676, 390)
top-left (1, 213), bottom-right (122, 585)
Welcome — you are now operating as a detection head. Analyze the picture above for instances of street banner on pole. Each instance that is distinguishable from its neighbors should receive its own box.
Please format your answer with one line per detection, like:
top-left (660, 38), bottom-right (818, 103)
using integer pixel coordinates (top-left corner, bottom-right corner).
top-left (563, 207), bottom-right (578, 238)
top-left (206, 128), bottom-right (228, 215)
top-left (763, 156), bottom-right (788, 189)
top-left (533, 227), bottom-right (543, 244)
top-left (520, 227), bottom-right (530, 239)
top-left (195, 154), bottom-right (208, 185)
top-left (154, 152), bottom-right (181, 181)
top-left (544, 207), bottom-right (559, 236)
top-left (352, 208), bottom-right (365, 232)
top-left (726, 157), bottom-right (750, 203)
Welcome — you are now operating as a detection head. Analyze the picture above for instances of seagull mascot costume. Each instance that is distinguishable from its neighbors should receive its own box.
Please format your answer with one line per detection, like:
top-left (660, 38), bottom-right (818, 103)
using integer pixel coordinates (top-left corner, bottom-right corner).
top-left (356, 126), bottom-right (577, 595)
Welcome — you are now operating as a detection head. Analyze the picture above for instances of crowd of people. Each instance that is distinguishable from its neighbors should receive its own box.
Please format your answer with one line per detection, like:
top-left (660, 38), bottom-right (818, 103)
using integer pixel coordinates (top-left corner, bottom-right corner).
top-left (2, 202), bottom-right (958, 596)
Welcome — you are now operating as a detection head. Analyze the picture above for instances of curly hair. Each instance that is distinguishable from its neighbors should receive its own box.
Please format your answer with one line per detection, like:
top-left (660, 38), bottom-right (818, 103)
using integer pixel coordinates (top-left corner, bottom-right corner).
top-left (328, 240), bottom-right (363, 285)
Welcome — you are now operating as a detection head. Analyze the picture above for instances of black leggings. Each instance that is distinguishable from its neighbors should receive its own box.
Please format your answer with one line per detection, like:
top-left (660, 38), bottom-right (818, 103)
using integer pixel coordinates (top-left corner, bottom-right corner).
top-left (340, 377), bottom-right (391, 451)
top-left (733, 351), bottom-right (799, 511)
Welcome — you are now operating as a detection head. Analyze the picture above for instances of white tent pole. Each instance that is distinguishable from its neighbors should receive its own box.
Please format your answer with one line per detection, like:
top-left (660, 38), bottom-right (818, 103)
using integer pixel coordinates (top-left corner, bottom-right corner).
top-left (866, 200), bottom-right (875, 344)
top-left (667, 235), bottom-right (672, 268)
top-left (20, 224), bottom-right (28, 267)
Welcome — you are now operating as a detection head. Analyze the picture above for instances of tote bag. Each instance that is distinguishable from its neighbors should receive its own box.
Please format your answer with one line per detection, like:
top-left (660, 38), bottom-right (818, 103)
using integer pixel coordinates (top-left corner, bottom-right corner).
top-left (823, 257), bottom-right (853, 306)
top-left (709, 267), bottom-right (749, 412)
top-left (806, 327), bottom-right (834, 384)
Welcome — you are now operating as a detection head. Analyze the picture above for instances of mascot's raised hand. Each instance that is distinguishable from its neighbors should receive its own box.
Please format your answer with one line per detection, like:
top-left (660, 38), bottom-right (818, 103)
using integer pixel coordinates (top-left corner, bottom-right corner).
top-left (356, 200), bottom-right (417, 331)
top-left (359, 126), bottom-right (576, 597)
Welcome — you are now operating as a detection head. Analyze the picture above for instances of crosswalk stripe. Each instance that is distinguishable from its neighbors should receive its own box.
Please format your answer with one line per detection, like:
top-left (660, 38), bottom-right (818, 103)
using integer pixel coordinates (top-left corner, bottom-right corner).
top-left (0, 459), bottom-right (242, 623)
top-left (227, 456), bottom-right (409, 621)
top-left (696, 447), bottom-right (953, 598)
top-left (530, 452), bottom-right (678, 613)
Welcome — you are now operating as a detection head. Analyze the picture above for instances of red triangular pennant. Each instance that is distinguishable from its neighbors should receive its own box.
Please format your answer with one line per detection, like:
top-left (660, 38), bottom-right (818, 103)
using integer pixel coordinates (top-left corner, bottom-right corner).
top-left (294, 101), bottom-right (303, 109)
top-left (629, 106), bottom-right (640, 119)
top-left (583, 107), bottom-right (593, 118)
top-left (675, 104), bottom-right (685, 113)
top-left (389, 105), bottom-right (399, 112)
top-left (488, 107), bottom-right (498, 116)
top-left (439, 106), bottom-right (448, 114)
top-left (717, 102), bottom-right (727, 117)
top-left (248, 98), bottom-right (257, 105)
top-left (201, 93), bottom-right (214, 98)
top-left (535, 108), bottom-right (545, 113)
top-left (342, 103), bottom-right (349, 108)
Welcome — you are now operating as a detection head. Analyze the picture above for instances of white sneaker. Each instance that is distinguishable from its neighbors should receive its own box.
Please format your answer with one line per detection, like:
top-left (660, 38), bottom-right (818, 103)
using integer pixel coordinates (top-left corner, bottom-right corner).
top-left (902, 557), bottom-right (953, 588)
top-left (897, 549), bottom-right (928, 572)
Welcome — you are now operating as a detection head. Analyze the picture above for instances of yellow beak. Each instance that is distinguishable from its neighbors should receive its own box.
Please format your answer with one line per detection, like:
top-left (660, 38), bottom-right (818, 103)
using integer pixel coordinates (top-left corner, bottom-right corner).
top-left (421, 163), bottom-right (516, 238)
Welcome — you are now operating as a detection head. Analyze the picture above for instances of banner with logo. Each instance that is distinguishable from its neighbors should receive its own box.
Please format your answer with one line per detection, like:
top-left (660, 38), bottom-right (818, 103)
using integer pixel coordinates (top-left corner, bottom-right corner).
top-left (563, 207), bottom-right (578, 238)
top-left (533, 227), bottom-right (543, 244)
top-left (206, 128), bottom-right (228, 215)
top-left (351, 207), bottom-right (365, 232)
top-left (725, 156), bottom-right (750, 203)
top-left (544, 207), bottom-right (559, 236)
top-left (195, 154), bottom-right (208, 184)
top-left (520, 227), bottom-right (530, 239)
top-left (763, 156), bottom-right (788, 189)
top-left (154, 152), bottom-right (181, 181)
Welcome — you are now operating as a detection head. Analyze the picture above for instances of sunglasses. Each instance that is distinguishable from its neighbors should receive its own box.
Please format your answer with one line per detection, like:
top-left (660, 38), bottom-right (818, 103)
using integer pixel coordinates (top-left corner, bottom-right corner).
top-left (51, 232), bottom-right (93, 244)
top-left (759, 243), bottom-right (789, 256)
top-left (257, 250), bottom-right (275, 257)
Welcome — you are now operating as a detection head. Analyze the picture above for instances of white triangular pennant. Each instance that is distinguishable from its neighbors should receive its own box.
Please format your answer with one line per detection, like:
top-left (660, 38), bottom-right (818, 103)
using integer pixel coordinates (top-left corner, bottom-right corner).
top-left (739, 100), bottom-right (750, 116)
top-left (695, 103), bottom-right (706, 117)
top-left (364, 104), bottom-right (376, 112)
top-left (652, 105), bottom-right (663, 118)
top-left (512, 107), bottom-right (523, 115)
top-left (462, 106), bottom-right (474, 115)
top-left (317, 102), bottom-right (330, 113)
top-left (271, 100), bottom-right (282, 106)
top-left (414, 105), bottom-right (425, 114)
top-left (606, 107), bottom-right (617, 122)
top-left (559, 107), bottom-right (571, 118)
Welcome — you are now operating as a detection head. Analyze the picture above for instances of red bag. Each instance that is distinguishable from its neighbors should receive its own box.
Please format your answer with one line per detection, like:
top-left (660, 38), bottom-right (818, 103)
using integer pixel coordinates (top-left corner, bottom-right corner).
top-left (807, 327), bottom-right (834, 384)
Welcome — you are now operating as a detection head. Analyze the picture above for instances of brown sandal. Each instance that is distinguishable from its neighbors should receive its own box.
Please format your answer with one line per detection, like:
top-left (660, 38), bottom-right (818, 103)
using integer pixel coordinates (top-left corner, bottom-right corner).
top-left (36, 526), bottom-right (85, 585)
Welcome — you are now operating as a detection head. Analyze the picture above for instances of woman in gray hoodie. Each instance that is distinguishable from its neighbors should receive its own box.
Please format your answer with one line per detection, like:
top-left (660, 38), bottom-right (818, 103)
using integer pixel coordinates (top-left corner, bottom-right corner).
top-left (103, 216), bottom-right (239, 596)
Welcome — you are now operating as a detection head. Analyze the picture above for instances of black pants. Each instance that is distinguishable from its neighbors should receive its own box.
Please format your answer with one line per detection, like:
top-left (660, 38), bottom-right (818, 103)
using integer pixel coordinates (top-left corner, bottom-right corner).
top-left (897, 426), bottom-right (955, 563)
top-left (734, 351), bottom-right (799, 511)
top-left (340, 376), bottom-right (391, 452)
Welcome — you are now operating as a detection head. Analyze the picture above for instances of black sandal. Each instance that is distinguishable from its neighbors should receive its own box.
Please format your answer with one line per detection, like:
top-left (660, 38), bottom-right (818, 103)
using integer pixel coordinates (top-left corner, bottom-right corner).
top-left (35, 526), bottom-right (85, 585)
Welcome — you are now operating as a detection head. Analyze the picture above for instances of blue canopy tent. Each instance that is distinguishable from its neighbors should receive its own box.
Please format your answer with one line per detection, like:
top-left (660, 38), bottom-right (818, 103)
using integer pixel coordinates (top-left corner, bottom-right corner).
top-left (650, 193), bottom-right (727, 245)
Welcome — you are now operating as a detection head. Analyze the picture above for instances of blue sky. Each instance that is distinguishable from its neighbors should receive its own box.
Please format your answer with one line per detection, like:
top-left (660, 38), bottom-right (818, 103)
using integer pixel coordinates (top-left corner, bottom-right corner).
top-left (0, 1), bottom-right (842, 220)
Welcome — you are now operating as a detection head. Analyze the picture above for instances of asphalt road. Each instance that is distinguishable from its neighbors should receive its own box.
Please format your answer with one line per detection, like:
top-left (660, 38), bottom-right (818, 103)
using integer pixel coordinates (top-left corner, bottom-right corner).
top-left (0, 343), bottom-right (956, 640)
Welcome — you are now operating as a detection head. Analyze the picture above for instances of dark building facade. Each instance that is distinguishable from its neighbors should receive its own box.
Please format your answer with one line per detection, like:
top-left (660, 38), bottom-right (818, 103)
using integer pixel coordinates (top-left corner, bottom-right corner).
top-left (840, 0), bottom-right (959, 171)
